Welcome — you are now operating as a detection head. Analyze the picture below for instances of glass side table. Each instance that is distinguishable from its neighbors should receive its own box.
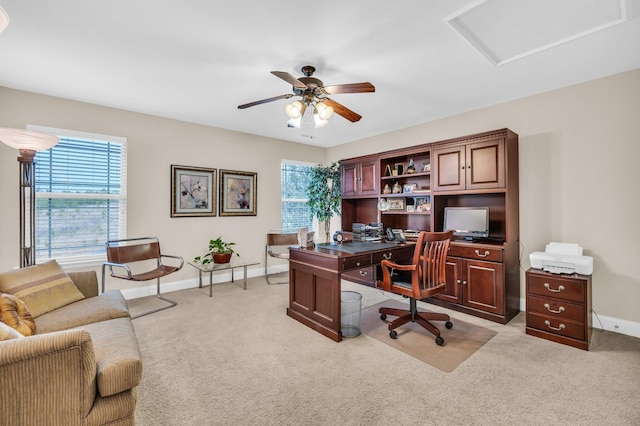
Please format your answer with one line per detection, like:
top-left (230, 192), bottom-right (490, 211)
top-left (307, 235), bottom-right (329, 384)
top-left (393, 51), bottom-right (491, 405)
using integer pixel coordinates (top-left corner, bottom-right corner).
top-left (188, 256), bottom-right (259, 297)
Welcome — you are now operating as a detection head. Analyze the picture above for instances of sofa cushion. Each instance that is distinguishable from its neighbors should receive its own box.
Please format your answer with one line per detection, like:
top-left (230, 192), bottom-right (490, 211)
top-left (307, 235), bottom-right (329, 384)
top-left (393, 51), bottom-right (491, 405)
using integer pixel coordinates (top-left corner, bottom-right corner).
top-left (0, 260), bottom-right (85, 317)
top-left (0, 321), bottom-right (24, 341)
top-left (35, 290), bottom-right (130, 334)
top-left (0, 293), bottom-right (36, 336)
top-left (76, 317), bottom-right (143, 397)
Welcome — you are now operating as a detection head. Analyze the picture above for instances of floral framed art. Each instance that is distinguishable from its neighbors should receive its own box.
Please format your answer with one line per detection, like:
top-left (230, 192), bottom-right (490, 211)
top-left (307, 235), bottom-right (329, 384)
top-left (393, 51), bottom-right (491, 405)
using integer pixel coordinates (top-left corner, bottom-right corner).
top-left (219, 169), bottom-right (257, 216)
top-left (171, 165), bottom-right (216, 217)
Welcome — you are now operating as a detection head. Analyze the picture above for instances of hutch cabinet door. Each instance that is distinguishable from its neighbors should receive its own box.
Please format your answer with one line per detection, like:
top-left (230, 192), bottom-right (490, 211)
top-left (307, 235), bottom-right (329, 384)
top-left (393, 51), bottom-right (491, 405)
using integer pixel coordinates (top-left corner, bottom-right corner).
top-left (341, 159), bottom-right (378, 197)
top-left (432, 145), bottom-right (465, 191)
top-left (466, 138), bottom-right (505, 190)
top-left (462, 259), bottom-right (504, 315)
top-left (359, 160), bottom-right (378, 196)
top-left (434, 256), bottom-right (464, 304)
top-left (342, 163), bottom-right (358, 197)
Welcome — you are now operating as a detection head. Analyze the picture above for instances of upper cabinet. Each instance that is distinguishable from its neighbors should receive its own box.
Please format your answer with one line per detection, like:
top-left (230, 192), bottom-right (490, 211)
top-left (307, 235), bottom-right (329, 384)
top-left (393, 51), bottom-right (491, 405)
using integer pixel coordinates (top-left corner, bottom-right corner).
top-left (432, 137), bottom-right (505, 192)
top-left (341, 158), bottom-right (378, 198)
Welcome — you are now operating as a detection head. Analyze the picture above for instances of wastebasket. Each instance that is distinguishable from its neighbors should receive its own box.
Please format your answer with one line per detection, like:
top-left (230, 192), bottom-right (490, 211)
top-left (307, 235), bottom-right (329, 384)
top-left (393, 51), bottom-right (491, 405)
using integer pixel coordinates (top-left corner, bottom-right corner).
top-left (341, 291), bottom-right (362, 337)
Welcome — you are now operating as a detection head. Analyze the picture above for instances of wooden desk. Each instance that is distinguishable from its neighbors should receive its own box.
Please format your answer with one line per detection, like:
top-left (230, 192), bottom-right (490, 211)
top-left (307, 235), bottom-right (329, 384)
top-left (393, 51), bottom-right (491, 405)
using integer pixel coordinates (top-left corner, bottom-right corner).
top-left (287, 242), bottom-right (414, 342)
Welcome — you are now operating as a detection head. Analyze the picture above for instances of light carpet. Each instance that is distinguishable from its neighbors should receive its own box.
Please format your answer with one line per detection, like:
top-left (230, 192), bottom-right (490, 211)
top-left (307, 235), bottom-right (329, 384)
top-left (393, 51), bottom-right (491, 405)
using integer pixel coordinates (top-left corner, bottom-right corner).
top-left (360, 299), bottom-right (497, 372)
top-left (129, 276), bottom-right (640, 426)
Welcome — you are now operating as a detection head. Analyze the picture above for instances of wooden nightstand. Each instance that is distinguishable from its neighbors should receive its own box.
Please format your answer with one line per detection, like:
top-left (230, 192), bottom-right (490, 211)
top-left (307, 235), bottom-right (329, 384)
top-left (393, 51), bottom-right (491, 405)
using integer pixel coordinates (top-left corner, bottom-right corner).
top-left (525, 268), bottom-right (592, 350)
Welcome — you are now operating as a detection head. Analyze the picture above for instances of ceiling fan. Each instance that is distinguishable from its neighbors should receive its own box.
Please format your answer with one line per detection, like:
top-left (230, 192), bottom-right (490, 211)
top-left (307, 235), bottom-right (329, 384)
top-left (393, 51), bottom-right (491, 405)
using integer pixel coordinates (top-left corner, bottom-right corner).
top-left (237, 65), bottom-right (375, 127)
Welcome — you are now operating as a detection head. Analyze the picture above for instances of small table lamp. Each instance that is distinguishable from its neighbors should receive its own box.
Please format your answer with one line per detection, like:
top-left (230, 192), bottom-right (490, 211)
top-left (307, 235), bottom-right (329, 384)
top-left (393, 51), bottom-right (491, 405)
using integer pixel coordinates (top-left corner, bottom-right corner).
top-left (0, 128), bottom-right (59, 267)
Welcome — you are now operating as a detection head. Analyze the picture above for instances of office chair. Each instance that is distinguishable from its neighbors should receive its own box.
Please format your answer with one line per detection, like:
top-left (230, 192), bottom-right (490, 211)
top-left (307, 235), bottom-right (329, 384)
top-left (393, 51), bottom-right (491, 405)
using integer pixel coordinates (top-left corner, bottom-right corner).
top-left (378, 230), bottom-right (454, 346)
top-left (102, 237), bottom-right (184, 318)
top-left (265, 231), bottom-right (299, 285)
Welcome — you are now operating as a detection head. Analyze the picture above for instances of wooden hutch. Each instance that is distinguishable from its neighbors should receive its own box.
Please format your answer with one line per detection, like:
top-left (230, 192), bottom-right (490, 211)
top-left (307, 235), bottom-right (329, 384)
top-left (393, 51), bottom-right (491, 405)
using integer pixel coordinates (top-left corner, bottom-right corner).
top-left (340, 128), bottom-right (520, 324)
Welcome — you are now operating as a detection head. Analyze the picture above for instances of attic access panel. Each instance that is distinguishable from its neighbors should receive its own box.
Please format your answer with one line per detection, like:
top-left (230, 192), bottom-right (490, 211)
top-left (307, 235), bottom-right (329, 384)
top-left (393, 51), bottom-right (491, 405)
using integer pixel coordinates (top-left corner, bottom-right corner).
top-left (445, 0), bottom-right (627, 66)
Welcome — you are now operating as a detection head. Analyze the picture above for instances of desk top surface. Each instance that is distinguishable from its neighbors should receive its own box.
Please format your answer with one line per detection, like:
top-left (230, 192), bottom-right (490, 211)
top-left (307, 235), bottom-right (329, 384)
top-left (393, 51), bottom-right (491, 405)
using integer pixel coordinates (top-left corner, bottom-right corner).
top-left (315, 241), bottom-right (401, 254)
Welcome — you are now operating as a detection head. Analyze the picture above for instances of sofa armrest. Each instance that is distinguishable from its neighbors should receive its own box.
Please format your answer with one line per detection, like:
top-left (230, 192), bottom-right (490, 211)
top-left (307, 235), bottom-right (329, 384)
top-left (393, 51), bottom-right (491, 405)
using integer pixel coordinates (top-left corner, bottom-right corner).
top-left (68, 270), bottom-right (99, 298)
top-left (0, 329), bottom-right (97, 423)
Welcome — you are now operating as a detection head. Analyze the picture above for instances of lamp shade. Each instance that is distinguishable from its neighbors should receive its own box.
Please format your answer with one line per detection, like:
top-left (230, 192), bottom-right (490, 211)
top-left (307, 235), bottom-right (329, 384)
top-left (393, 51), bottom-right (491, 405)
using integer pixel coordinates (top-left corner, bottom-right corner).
top-left (285, 100), bottom-right (304, 119)
top-left (315, 101), bottom-right (334, 121)
top-left (0, 6), bottom-right (9, 33)
top-left (0, 128), bottom-right (60, 154)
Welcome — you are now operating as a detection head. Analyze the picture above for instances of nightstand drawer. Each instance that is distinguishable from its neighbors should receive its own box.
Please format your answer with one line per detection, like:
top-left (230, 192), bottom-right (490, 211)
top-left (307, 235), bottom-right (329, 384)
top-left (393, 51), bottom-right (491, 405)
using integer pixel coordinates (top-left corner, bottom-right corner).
top-left (527, 295), bottom-right (584, 323)
top-left (527, 312), bottom-right (585, 341)
top-left (527, 274), bottom-right (585, 303)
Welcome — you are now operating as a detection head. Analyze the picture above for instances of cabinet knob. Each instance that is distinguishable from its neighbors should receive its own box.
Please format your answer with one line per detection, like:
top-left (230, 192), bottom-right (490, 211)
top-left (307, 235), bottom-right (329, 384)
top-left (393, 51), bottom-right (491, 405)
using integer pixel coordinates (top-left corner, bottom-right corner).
top-left (544, 320), bottom-right (565, 331)
top-left (543, 283), bottom-right (565, 293)
top-left (456, 279), bottom-right (462, 284)
top-left (462, 280), bottom-right (467, 285)
top-left (544, 303), bottom-right (565, 314)
top-left (355, 262), bottom-right (361, 267)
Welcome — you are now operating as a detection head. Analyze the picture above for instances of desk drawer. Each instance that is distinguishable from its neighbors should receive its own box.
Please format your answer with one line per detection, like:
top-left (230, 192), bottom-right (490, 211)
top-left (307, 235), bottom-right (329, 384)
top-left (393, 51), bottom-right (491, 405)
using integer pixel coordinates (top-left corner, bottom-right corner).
top-left (448, 245), bottom-right (502, 262)
top-left (342, 255), bottom-right (371, 271)
top-left (372, 245), bottom-right (414, 264)
top-left (527, 274), bottom-right (585, 303)
top-left (342, 266), bottom-right (375, 286)
top-left (527, 312), bottom-right (584, 341)
top-left (527, 295), bottom-right (584, 323)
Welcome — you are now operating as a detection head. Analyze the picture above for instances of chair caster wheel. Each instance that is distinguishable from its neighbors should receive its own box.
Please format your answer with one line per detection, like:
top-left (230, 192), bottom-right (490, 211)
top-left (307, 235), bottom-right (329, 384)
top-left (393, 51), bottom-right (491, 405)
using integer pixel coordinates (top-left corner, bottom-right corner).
top-left (445, 321), bottom-right (453, 329)
top-left (435, 336), bottom-right (445, 346)
top-left (389, 330), bottom-right (398, 339)
top-left (380, 313), bottom-right (387, 321)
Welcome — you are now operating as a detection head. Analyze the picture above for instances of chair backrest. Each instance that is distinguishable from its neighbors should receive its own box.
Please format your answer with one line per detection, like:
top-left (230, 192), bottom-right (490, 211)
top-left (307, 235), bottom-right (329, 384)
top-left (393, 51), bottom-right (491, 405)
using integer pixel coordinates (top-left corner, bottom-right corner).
top-left (413, 230), bottom-right (454, 295)
top-left (266, 233), bottom-right (299, 247)
top-left (106, 237), bottom-right (162, 264)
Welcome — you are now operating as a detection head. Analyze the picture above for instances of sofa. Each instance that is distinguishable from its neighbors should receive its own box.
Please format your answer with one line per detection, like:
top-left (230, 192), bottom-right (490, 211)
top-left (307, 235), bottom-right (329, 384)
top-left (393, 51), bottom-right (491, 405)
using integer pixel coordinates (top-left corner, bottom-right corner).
top-left (0, 261), bottom-right (142, 426)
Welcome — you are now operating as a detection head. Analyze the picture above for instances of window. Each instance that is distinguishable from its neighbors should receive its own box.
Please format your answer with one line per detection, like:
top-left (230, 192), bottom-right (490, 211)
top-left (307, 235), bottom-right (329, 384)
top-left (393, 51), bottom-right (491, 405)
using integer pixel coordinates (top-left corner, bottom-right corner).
top-left (281, 161), bottom-right (315, 232)
top-left (30, 125), bottom-right (127, 263)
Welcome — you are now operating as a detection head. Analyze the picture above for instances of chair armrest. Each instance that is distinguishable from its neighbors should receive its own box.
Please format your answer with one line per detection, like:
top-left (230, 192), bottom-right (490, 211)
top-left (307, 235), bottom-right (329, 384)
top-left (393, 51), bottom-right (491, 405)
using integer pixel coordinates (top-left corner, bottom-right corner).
top-left (378, 259), bottom-right (417, 291)
top-left (101, 262), bottom-right (133, 293)
top-left (160, 254), bottom-right (184, 270)
top-left (0, 330), bottom-right (97, 422)
top-left (67, 270), bottom-right (99, 298)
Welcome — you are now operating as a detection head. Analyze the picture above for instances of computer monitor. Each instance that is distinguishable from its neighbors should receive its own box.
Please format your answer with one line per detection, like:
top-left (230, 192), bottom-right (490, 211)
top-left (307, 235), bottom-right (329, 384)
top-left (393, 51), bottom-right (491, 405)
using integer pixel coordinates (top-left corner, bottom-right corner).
top-left (443, 207), bottom-right (490, 240)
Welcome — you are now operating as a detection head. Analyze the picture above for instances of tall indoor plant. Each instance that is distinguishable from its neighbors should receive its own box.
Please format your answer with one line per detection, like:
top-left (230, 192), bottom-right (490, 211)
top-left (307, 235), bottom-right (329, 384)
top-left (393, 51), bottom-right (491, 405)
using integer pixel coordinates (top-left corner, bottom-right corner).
top-left (306, 162), bottom-right (341, 243)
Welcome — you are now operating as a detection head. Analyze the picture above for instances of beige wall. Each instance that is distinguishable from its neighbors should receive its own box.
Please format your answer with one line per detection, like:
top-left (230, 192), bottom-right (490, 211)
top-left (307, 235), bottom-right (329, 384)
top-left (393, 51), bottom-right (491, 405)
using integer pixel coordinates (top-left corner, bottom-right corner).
top-left (0, 87), bottom-right (326, 291)
top-left (2, 68), bottom-right (639, 325)
top-left (328, 68), bottom-right (640, 324)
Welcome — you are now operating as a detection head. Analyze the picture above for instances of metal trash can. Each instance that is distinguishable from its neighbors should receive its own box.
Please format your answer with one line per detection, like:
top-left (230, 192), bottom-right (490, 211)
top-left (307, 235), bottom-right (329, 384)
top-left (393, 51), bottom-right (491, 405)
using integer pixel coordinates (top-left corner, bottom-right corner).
top-left (341, 291), bottom-right (362, 337)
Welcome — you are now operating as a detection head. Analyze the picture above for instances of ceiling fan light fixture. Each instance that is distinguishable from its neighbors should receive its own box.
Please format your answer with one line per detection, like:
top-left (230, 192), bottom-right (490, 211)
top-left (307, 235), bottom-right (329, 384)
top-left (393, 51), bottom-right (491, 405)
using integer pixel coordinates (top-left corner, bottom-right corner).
top-left (314, 113), bottom-right (330, 128)
top-left (0, 6), bottom-right (9, 33)
top-left (285, 100), bottom-right (303, 119)
top-left (315, 101), bottom-right (334, 121)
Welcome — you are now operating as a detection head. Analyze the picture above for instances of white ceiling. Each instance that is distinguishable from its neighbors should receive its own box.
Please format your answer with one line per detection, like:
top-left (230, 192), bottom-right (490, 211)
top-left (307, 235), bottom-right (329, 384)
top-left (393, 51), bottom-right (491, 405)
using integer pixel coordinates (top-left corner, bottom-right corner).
top-left (1, 0), bottom-right (639, 148)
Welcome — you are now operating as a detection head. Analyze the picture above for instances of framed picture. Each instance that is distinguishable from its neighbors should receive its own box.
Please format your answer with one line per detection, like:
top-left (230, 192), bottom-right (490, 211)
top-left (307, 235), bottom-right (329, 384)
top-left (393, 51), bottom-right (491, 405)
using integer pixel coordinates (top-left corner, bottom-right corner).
top-left (388, 198), bottom-right (405, 210)
top-left (219, 169), bottom-right (257, 216)
top-left (171, 165), bottom-right (216, 217)
top-left (403, 183), bottom-right (416, 193)
top-left (406, 205), bottom-right (415, 213)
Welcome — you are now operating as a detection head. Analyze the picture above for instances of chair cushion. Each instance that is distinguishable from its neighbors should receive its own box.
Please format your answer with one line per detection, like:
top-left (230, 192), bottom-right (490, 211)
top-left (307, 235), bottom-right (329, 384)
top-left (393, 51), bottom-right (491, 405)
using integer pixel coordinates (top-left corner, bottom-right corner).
top-left (0, 260), bottom-right (85, 317)
top-left (0, 293), bottom-right (36, 336)
top-left (0, 320), bottom-right (24, 341)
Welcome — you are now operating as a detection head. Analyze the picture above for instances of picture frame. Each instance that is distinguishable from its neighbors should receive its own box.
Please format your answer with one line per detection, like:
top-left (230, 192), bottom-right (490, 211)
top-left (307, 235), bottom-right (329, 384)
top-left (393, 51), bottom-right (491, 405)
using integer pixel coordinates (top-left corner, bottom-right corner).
top-left (406, 205), bottom-right (415, 213)
top-left (403, 183), bottom-right (416, 193)
top-left (219, 169), bottom-right (257, 216)
top-left (388, 198), bottom-right (405, 210)
top-left (171, 165), bottom-right (216, 217)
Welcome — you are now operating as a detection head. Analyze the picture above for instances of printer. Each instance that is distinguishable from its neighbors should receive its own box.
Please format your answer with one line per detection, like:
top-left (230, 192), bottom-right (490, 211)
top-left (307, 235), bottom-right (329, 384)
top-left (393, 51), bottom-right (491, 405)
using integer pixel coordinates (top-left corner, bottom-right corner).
top-left (529, 242), bottom-right (593, 275)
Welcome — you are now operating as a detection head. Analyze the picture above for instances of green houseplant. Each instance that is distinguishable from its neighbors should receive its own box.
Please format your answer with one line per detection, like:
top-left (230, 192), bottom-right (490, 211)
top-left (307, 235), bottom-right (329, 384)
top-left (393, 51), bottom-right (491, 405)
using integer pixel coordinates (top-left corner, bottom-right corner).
top-left (306, 162), bottom-right (341, 243)
top-left (194, 236), bottom-right (238, 264)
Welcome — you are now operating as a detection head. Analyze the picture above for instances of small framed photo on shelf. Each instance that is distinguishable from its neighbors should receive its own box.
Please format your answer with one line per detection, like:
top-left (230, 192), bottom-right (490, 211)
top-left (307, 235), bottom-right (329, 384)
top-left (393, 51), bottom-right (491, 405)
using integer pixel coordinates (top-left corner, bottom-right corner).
top-left (388, 198), bottom-right (405, 210)
top-left (403, 183), bottom-right (416, 193)
top-left (414, 196), bottom-right (431, 212)
top-left (406, 205), bottom-right (415, 213)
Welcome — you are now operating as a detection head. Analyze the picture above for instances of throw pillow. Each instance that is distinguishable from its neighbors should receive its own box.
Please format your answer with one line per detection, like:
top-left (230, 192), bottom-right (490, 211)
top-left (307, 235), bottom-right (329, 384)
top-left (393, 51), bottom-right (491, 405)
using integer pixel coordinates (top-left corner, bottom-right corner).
top-left (0, 321), bottom-right (24, 341)
top-left (0, 260), bottom-right (85, 317)
top-left (0, 292), bottom-right (36, 336)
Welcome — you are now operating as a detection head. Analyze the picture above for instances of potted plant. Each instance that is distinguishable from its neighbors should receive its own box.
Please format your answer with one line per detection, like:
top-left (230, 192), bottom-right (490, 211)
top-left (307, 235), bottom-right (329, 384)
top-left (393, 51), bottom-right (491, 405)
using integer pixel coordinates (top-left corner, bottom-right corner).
top-left (306, 162), bottom-right (341, 243)
top-left (194, 236), bottom-right (238, 264)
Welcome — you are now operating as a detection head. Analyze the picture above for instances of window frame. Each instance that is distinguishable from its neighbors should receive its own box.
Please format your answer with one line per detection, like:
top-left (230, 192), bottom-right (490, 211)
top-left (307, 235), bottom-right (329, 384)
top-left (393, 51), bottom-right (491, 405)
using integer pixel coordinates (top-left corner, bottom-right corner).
top-left (280, 159), bottom-right (317, 234)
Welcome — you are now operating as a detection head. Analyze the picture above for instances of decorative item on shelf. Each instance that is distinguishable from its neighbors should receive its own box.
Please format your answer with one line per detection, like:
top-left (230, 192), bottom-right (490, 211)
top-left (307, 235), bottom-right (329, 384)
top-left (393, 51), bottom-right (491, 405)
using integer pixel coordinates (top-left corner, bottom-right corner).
top-left (377, 198), bottom-right (389, 211)
top-left (388, 198), bottom-right (405, 210)
top-left (406, 205), bottom-right (415, 212)
top-left (407, 159), bottom-right (416, 174)
top-left (193, 236), bottom-right (238, 265)
top-left (392, 181), bottom-right (402, 194)
top-left (414, 197), bottom-right (429, 212)
top-left (394, 164), bottom-right (403, 176)
top-left (422, 162), bottom-right (431, 172)
top-left (403, 183), bottom-right (416, 193)
top-left (383, 183), bottom-right (391, 194)
top-left (385, 164), bottom-right (393, 177)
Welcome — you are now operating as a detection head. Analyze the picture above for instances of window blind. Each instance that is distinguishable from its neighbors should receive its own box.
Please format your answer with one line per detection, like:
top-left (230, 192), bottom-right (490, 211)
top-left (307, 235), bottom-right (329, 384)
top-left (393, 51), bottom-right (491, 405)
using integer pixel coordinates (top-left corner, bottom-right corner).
top-left (281, 161), bottom-right (314, 232)
top-left (34, 134), bottom-right (127, 262)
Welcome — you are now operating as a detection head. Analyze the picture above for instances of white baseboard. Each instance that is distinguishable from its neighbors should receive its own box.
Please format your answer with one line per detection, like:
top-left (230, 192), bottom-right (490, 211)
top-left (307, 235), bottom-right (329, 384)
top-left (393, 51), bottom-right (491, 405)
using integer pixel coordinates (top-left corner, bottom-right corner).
top-left (519, 297), bottom-right (640, 339)
top-left (119, 264), bottom-right (288, 300)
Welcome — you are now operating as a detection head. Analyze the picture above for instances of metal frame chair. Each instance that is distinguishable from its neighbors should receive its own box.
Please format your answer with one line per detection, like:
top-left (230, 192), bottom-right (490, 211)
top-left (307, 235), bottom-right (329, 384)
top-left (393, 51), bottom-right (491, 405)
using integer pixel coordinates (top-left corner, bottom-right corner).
top-left (264, 231), bottom-right (299, 285)
top-left (102, 237), bottom-right (184, 318)
top-left (378, 230), bottom-right (454, 346)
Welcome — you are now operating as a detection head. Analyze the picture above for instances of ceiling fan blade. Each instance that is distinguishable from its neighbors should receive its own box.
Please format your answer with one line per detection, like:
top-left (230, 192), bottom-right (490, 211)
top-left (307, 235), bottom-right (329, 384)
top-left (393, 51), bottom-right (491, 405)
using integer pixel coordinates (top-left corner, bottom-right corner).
top-left (271, 71), bottom-right (308, 89)
top-left (322, 82), bottom-right (375, 95)
top-left (323, 99), bottom-right (362, 122)
top-left (238, 94), bottom-right (293, 109)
